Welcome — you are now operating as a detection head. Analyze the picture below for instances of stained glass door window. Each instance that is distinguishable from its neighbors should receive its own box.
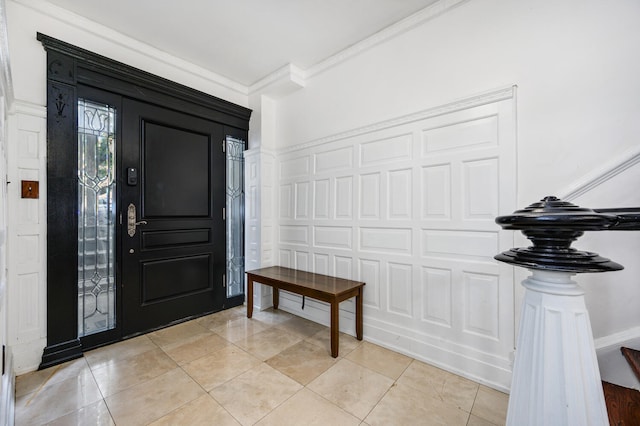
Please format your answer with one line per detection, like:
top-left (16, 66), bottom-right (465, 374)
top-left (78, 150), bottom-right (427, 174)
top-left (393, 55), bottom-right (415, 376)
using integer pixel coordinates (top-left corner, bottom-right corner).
top-left (226, 136), bottom-right (245, 298)
top-left (77, 98), bottom-right (116, 337)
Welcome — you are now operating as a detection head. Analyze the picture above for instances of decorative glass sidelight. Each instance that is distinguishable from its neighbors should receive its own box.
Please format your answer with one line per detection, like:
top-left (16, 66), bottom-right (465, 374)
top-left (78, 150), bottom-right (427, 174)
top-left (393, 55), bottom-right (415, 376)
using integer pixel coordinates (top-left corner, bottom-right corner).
top-left (77, 98), bottom-right (116, 337)
top-left (226, 136), bottom-right (245, 298)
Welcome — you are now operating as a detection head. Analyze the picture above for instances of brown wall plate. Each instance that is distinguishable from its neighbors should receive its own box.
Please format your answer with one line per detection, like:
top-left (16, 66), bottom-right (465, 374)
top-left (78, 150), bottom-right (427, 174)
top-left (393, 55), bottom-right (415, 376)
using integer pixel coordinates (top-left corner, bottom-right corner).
top-left (21, 180), bottom-right (39, 199)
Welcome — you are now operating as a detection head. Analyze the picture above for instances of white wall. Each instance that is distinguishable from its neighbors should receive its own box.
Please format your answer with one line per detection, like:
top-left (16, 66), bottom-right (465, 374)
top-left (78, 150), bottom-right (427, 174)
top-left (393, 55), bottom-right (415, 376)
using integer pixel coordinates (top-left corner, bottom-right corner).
top-left (275, 0), bottom-right (640, 200)
top-left (262, 0), bottom-right (640, 388)
top-left (4, 0), bottom-right (639, 391)
top-left (6, 1), bottom-right (248, 109)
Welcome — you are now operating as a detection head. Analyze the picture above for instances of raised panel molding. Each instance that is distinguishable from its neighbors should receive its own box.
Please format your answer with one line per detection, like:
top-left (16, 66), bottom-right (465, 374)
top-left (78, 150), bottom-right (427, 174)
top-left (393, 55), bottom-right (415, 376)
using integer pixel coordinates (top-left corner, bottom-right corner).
top-left (279, 249), bottom-right (292, 267)
top-left (463, 158), bottom-right (498, 219)
top-left (314, 226), bottom-right (352, 250)
top-left (18, 130), bottom-right (39, 160)
top-left (8, 106), bottom-right (47, 372)
top-left (248, 186), bottom-right (258, 220)
top-left (388, 169), bottom-right (412, 219)
top-left (359, 173), bottom-right (381, 219)
top-left (334, 256), bottom-right (353, 280)
top-left (387, 262), bottom-right (413, 317)
top-left (313, 179), bottom-right (330, 219)
top-left (279, 184), bottom-right (293, 219)
top-left (422, 164), bottom-right (451, 219)
top-left (360, 228), bottom-right (412, 254)
top-left (360, 134), bottom-right (412, 166)
top-left (335, 176), bottom-right (353, 219)
top-left (422, 115), bottom-right (498, 155)
top-left (279, 225), bottom-right (308, 245)
top-left (295, 182), bottom-right (309, 219)
top-left (17, 273), bottom-right (41, 340)
top-left (315, 146), bottom-right (353, 173)
top-left (16, 235), bottom-right (39, 266)
top-left (359, 259), bottom-right (380, 308)
top-left (313, 253), bottom-right (330, 274)
top-left (280, 155), bottom-right (310, 178)
top-left (421, 229), bottom-right (498, 260)
top-left (463, 272), bottom-right (500, 340)
top-left (295, 251), bottom-right (309, 271)
top-left (422, 267), bottom-right (452, 327)
top-left (271, 88), bottom-right (516, 390)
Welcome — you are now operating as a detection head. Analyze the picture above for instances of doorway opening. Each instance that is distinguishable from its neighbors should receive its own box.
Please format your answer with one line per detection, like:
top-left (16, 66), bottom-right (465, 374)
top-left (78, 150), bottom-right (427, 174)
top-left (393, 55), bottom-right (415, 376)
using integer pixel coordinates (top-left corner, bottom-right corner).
top-left (39, 33), bottom-right (251, 368)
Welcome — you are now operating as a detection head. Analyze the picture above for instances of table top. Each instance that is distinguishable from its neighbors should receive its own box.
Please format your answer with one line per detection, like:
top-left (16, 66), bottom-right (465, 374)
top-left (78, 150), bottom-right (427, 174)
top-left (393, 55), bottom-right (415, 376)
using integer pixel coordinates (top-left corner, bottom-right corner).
top-left (246, 266), bottom-right (365, 296)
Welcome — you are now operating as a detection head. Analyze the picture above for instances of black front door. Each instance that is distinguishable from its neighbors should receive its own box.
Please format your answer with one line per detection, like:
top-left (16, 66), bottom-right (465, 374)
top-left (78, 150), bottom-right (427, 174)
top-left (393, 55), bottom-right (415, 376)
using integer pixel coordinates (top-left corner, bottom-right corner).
top-left (121, 98), bottom-right (226, 336)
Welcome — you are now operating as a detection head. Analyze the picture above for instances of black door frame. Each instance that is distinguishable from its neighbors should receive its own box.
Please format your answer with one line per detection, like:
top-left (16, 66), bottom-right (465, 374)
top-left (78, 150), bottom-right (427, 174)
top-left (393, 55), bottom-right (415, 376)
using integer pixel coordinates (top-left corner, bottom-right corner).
top-left (38, 33), bottom-right (251, 369)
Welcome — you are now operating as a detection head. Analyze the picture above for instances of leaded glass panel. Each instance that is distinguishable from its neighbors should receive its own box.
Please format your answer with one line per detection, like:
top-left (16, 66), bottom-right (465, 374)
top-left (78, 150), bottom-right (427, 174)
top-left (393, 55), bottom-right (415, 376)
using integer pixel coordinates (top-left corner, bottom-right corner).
top-left (77, 98), bottom-right (116, 337)
top-left (226, 136), bottom-right (245, 298)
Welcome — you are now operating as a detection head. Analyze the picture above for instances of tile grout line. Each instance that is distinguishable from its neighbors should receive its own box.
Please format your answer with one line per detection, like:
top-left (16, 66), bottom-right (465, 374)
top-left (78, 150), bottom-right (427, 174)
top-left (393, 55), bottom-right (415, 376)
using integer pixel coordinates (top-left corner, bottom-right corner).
top-left (21, 364), bottom-right (62, 407)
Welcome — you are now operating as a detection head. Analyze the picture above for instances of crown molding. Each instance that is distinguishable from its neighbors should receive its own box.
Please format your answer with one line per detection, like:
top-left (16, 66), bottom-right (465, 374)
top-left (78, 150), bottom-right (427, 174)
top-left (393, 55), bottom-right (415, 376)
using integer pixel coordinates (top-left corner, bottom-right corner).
top-left (14, 0), bottom-right (470, 100)
top-left (9, 99), bottom-right (46, 116)
top-left (249, 63), bottom-right (306, 98)
top-left (279, 85), bottom-right (516, 154)
top-left (248, 0), bottom-right (469, 97)
top-left (13, 0), bottom-right (248, 97)
top-left (305, 0), bottom-right (471, 79)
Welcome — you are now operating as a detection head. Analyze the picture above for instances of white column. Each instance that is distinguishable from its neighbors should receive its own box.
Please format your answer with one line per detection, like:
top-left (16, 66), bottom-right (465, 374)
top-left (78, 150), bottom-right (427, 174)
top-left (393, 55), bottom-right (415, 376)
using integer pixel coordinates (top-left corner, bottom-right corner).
top-left (507, 269), bottom-right (608, 425)
top-left (246, 93), bottom-right (279, 311)
top-left (244, 148), bottom-right (276, 311)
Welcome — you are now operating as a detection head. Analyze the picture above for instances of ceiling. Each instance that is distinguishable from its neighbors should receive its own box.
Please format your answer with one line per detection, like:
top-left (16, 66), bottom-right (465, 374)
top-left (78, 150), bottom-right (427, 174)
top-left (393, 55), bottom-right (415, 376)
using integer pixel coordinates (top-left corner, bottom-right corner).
top-left (42, 0), bottom-right (439, 87)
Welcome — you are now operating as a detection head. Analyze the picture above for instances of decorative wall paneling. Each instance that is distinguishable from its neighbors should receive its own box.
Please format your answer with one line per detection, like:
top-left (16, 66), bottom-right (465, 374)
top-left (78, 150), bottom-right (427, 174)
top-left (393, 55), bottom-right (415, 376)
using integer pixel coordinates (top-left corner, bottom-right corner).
top-left (273, 88), bottom-right (517, 389)
top-left (6, 102), bottom-right (47, 374)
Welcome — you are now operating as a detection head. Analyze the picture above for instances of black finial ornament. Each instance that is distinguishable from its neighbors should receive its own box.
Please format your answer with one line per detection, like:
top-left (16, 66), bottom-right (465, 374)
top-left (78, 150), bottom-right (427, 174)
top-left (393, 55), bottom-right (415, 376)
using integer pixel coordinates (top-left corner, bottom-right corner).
top-left (494, 196), bottom-right (624, 273)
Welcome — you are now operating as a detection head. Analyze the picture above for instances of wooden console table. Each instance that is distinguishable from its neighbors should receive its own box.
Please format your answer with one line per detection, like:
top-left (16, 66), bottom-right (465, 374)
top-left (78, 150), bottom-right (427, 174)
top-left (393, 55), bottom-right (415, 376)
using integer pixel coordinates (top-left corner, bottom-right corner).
top-left (246, 266), bottom-right (365, 357)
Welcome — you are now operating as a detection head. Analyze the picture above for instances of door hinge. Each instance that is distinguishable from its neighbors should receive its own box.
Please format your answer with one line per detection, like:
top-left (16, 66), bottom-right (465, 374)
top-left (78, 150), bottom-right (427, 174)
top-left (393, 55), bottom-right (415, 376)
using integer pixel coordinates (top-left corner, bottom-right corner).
top-left (223, 274), bottom-right (226, 287)
top-left (222, 207), bottom-right (226, 220)
top-left (222, 140), bottom-right (226, 153)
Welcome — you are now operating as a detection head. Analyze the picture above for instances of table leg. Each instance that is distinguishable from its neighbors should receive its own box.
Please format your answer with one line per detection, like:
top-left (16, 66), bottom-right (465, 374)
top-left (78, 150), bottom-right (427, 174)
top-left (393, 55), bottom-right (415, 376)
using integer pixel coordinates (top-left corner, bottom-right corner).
top-left (356, 288), bottom-right (363, 341)
top-left (273, 287), bottom-right (279, 310)
top-left (330, 301), bottom-right (339, 358)
top-left (247, 276), bottom-right (253, 318)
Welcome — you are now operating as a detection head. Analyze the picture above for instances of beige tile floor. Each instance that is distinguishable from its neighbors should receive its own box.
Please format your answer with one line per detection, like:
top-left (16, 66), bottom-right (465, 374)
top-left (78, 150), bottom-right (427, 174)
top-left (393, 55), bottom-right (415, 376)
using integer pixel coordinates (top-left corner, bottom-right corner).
top-left (15, 306), bottom-right (508, 425)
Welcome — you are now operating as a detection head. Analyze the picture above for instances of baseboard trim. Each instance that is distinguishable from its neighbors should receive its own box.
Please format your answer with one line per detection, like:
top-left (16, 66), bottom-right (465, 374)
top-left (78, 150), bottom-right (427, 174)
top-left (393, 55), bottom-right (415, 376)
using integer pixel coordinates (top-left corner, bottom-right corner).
top-left (595, 326), bottom-right (640, 351)
top-left (0, 347), bottom-right (14, 426)
top-left (560, 145), bottom-right (640, 202)
top-left (39, 339), bottom-right (83, 370)
top-left (277, 292), bottom-right (512, 392)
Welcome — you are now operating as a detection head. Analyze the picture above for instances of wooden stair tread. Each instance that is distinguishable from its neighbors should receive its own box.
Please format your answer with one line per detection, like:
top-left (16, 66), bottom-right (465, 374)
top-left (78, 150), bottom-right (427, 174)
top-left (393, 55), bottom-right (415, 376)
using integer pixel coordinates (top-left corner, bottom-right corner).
top-left (622, 347), bottom-right (640, 383)
top-left (603, 381), bottom-right (640, 426)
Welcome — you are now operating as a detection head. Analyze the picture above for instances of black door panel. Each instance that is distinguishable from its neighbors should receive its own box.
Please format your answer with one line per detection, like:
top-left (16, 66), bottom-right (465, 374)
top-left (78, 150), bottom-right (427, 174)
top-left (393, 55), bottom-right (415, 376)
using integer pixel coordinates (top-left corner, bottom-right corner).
top-left (121, 98), bottom-right (225, 336)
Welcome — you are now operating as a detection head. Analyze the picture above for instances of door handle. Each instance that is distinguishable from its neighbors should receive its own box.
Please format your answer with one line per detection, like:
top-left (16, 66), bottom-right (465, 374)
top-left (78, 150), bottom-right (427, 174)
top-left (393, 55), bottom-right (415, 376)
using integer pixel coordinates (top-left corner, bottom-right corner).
top-left (127, 203), bottom-right (147, 237)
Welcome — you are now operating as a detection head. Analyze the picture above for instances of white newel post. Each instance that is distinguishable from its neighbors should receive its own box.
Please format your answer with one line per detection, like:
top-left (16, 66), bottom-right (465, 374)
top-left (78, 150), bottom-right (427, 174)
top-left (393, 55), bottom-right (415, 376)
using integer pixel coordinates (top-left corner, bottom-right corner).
top-left (507, 269), bottom-right (607, 425)
top-left (494, 196), bottom-right (640, 426)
